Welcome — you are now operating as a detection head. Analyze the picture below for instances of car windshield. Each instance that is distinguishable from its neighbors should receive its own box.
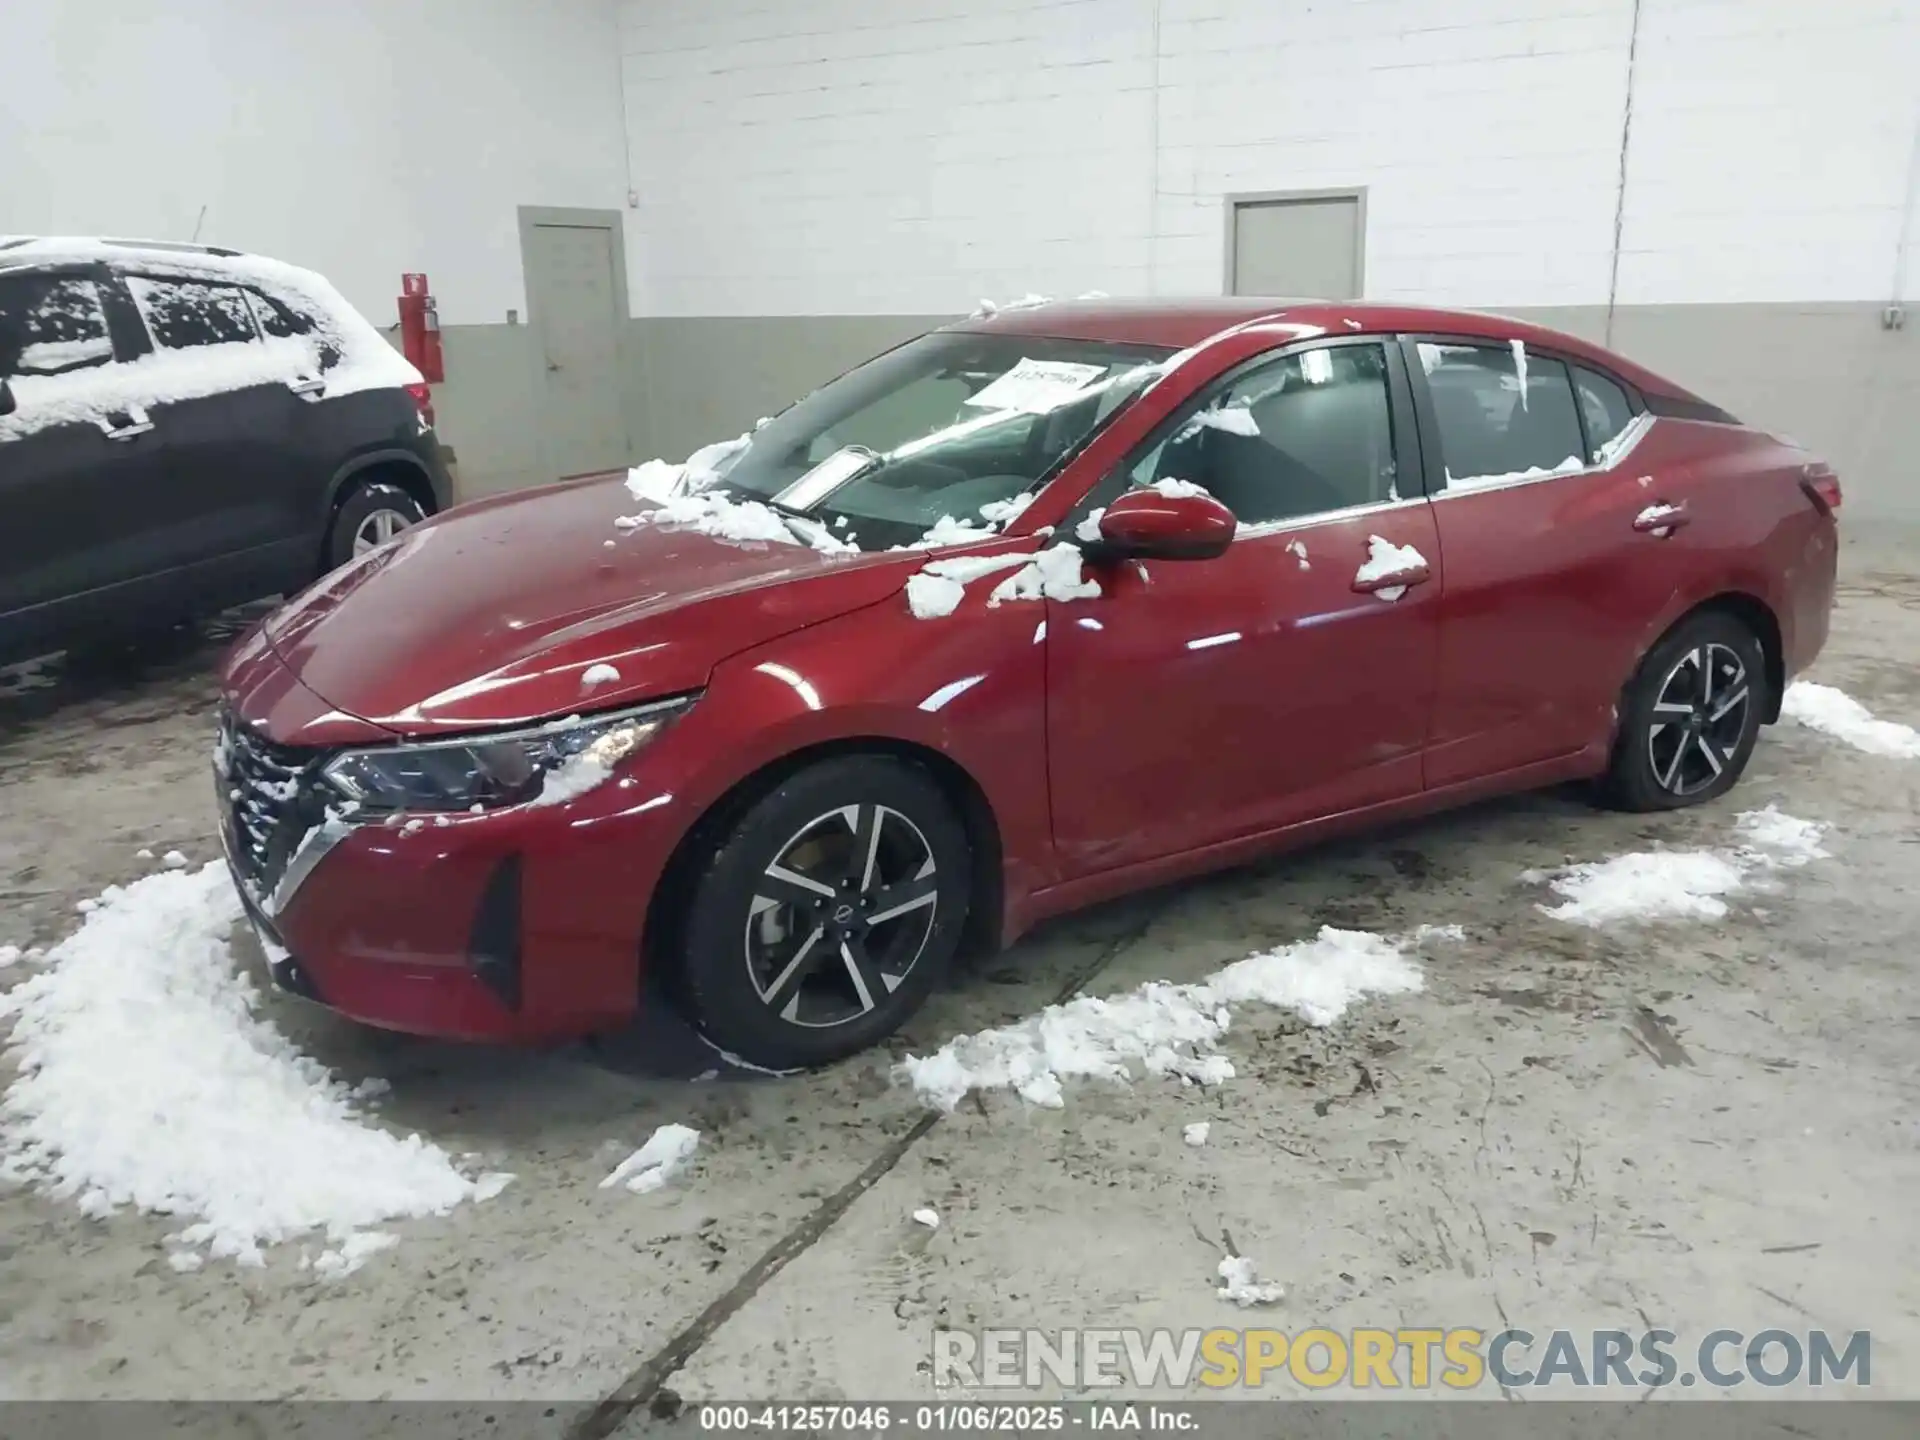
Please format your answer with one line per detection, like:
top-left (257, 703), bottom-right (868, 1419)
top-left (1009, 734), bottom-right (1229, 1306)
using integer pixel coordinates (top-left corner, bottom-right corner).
top-left (707, 331), bottom-right (1175, 547)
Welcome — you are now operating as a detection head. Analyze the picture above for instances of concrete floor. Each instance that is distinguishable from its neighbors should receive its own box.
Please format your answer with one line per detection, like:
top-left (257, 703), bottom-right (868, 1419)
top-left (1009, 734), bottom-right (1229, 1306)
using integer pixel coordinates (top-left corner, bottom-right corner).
top-left (1, 534), bottom-right (1916, 1422)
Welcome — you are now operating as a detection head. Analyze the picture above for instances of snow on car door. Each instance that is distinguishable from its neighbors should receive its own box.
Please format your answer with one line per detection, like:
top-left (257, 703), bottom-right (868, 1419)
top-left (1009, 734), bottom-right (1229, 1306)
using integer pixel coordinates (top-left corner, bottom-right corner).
top-left (1045, 340), bottom-right (1441, 876)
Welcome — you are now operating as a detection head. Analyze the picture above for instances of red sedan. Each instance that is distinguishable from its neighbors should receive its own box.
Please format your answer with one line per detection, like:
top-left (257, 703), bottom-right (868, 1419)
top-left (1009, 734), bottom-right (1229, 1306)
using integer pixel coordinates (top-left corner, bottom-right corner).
top-left (216, 299), bottom-right (1839, 1067)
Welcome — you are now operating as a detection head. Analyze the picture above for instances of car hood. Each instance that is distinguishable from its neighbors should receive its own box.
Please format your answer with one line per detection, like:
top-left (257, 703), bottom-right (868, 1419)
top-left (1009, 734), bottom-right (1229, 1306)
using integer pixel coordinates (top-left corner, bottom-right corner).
top-left (258, 474), bottom-right (911, 734)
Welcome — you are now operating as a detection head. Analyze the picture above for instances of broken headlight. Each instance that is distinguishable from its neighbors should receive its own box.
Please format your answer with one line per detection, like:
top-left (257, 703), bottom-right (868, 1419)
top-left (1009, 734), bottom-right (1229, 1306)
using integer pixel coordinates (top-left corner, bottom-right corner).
top-left (320, 695), bottom-right (695, 815)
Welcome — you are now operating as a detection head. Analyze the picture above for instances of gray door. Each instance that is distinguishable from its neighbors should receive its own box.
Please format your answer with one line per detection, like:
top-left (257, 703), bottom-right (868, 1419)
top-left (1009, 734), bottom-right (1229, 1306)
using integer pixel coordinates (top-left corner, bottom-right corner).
top-left (1229, 194), bottom-right (1363, 299)
top-left (526, 221), bottom-right (628, 479)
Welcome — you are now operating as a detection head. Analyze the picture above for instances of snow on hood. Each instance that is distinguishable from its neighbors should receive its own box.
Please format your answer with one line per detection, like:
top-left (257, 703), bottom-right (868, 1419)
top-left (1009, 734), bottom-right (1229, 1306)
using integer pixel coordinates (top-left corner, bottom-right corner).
top-left (0, 237), bottom-right (418, 444)
top-left (254, 475), bottom-right (911, 733)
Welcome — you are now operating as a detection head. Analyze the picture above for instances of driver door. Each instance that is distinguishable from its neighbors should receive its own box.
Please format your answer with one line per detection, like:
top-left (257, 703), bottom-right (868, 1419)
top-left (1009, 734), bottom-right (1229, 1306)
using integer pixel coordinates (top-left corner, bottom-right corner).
top-left (1044, 338), bottom-right (1443, 877)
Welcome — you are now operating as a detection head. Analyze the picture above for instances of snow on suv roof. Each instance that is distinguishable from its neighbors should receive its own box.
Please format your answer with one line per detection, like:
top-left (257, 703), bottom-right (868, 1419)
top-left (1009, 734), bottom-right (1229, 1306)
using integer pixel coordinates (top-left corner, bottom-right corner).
top-left (0, 236), bottom-right (420, 442)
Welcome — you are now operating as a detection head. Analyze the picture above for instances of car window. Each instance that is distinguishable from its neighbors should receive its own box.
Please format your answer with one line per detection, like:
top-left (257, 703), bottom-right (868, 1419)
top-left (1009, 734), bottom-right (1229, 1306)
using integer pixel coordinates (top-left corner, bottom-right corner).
top-left (1418, 342), bottom-right (1586, 488)
top-left (1124, 343), bottom-right (1398, 525)
top-left (127, 276), bottom-right (259, 350)
top-left (1572, 365), bottom-right (1635, 462)
top-left (0, 276), bottom-right (116, 379)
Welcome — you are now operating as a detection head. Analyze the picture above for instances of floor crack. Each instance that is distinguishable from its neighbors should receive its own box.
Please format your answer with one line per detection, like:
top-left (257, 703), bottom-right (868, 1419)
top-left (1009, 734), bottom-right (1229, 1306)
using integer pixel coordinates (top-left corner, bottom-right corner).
top-left (565, 900), bottom-right (1166, 1439)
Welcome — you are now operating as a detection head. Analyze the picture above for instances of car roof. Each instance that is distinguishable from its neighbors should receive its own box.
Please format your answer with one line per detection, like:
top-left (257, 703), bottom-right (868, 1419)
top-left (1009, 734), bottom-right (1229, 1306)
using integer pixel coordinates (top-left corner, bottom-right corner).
top-left (953, 297), bottom-right (1697, 402)
top-left (0, 235), bottom-right (253, 278)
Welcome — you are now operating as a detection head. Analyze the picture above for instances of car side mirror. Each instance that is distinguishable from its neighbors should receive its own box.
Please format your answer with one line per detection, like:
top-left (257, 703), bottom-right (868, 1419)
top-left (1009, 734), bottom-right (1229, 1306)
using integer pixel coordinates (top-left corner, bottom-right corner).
top-left (1093, 487), bottom-right (1236, 561)
top-left (0, 379), bottom-right (15, 418)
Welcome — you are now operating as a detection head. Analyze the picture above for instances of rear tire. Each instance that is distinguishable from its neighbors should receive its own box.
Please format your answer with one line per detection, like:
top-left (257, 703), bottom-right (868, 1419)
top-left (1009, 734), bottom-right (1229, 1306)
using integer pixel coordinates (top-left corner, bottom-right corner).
top-left (324, 481), bottom-right (427, 572)
top-left (1601, 610), bottom-right (1768, 812)
top-left (676, 757), bottom-right (972, 1070)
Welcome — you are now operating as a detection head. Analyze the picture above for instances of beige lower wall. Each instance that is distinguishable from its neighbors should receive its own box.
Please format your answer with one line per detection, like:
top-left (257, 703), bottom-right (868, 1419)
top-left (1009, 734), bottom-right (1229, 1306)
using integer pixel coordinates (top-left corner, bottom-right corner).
top-left (428, 303), bottom-right (1919, 521)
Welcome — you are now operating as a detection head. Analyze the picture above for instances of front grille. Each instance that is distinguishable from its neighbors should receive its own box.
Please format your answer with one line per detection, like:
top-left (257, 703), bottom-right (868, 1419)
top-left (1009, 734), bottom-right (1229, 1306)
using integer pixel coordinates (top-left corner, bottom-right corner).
top-left (214, 708), bottom-right (329, 906)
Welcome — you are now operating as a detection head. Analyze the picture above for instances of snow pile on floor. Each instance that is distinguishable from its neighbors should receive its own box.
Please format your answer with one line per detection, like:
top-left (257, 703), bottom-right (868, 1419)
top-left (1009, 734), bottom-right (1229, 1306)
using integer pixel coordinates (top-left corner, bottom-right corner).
top-left (1353, 535), bottom-right (1427, 601)
top-left (1529, 806), bottom-right (1829, 926)
top-left (1183, 1121), bottom-right (1211, 1147)
top-left (1216, 1254), bottom-right (1284, 1307)
top-left (600, 1123), bottom-right (700, 1194)
top-left (1781, 682), bottom-right (1920, 759)
top-left (0, 865), bottom-right (510, 1272)
top-left (912, 1206), bottom-right (941, 1229)
top-left (899, 925), bottom-right (1434, 1111)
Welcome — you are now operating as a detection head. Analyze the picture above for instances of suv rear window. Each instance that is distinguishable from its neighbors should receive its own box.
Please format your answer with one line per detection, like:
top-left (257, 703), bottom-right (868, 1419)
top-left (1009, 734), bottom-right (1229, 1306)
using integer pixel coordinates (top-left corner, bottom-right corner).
top-left (0, 275), bottom-right (115, 378)
top-left (1418, 341), bottom-right (1587, 488)
top-left (127, 276), bottom-right (259, 349)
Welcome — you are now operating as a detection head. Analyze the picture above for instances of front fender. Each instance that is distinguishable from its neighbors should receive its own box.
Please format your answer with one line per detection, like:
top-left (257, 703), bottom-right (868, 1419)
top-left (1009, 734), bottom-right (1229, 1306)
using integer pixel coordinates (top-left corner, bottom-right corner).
top-left (661, 588), bottom-right (1056, 915)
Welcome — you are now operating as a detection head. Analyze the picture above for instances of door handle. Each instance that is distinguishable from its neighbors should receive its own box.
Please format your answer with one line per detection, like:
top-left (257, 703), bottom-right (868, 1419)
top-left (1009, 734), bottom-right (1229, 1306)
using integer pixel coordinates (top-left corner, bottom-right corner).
top-left (1351, 562), bottom-right (1431, 594)
top-left (1633, 503), bottom-right (1691, 534)
top-left (287, 376), bottom-right (327, 396)
top-left (101, 415), bottom-right (154, 442)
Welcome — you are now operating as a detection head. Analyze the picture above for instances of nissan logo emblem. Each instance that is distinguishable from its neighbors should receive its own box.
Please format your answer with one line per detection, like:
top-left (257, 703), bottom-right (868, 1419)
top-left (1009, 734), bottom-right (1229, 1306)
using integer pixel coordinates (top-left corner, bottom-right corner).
top-left (833, 903), bottom-right (856, 924)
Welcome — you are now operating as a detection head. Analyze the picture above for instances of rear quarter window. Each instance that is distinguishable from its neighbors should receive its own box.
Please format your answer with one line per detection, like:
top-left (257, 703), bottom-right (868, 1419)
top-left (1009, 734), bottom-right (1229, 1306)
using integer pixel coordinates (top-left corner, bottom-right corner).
top-left (1572, 365), bottom-right (1636, 462)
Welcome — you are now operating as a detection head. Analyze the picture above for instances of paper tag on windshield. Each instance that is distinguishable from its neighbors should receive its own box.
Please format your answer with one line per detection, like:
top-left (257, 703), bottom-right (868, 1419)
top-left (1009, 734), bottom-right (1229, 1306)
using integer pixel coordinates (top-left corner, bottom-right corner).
top-left (965, 358), bottom-right (1106, 415)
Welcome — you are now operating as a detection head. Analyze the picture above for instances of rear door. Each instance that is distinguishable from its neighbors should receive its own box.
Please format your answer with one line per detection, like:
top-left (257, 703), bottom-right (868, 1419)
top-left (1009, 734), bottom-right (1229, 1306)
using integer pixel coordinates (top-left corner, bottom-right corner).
top-left (1045, 338), bottom-right (1442, 876)
top-left (123, 273), bottom-right (318, 602)
top-left (1409, 336), bottom-right (1689, 786)
top-left (0, 268), bottom-right (171, 652)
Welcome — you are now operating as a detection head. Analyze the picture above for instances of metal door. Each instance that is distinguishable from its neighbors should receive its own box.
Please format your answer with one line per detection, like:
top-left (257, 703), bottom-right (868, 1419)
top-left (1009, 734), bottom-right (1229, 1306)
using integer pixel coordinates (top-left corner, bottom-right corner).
top-left (525, 221), bottom-right (628, 480)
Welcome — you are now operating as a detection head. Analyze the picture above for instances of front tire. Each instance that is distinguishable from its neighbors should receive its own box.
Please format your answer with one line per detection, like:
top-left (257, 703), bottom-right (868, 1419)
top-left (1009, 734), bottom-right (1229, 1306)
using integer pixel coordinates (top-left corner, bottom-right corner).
top-left (677, 757), bottom-right (972, 1069)
top-left (325, 481), bottom-right (427, 572)
top-left (1602, 610), bottom-right (1768, 811)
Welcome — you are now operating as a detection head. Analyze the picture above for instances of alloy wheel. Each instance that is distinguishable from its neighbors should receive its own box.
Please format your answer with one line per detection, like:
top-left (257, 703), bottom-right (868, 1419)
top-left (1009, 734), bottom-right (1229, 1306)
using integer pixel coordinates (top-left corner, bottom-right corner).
top-left (1646, 642), bottom-right (1750, 797)
top-left (352, 507), bottom-right (414, 555)
top-left (744, 804), bottom-right (940, 1028)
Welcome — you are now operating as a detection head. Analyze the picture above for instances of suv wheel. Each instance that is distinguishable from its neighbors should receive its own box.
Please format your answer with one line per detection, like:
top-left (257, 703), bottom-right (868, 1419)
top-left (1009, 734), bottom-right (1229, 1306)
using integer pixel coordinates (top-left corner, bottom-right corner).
top-left (326, 481), bottom-right (426, 571)
top-left (676, 757), bottom-right (972, 1070)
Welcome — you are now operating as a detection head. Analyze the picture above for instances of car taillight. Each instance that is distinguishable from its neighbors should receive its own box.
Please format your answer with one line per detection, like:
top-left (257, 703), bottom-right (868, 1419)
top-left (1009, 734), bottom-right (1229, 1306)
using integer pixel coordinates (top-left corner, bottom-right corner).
top-left (1800, 466), bottom-right (1841, 517)
top-left (405, 381), bottom-right (436, 429)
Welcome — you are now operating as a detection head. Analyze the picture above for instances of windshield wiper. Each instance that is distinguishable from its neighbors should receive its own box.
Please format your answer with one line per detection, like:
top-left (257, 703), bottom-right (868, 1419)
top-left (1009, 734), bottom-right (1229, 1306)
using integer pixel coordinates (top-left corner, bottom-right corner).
top-left (771, 445), bottom-right (881, 513)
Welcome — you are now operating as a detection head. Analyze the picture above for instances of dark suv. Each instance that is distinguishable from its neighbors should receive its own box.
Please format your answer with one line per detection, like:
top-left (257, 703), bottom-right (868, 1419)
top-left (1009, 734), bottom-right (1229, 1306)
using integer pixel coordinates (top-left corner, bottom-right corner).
top-left (0, 237), bottom-right (453, 663)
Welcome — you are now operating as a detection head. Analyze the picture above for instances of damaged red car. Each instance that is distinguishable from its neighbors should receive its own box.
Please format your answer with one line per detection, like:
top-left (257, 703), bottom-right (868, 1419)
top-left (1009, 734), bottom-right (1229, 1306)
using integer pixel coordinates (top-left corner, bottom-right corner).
top-left (217, 298), bottom-right (1838, 1068)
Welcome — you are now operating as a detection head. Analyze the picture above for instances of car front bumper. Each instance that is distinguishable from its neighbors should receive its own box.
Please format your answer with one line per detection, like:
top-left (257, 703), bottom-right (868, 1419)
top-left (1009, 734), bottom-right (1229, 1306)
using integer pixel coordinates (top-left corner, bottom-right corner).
top-left (214, 706), bottom-right (686, 1044)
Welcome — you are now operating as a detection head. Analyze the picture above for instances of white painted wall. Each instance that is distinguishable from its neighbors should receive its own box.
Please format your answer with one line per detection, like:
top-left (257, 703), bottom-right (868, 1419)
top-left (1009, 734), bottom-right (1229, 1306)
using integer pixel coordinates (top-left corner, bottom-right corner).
top-left (617, 0), bottom-right (1920, 316)
top-left (1, 0), bottom-right (628, 327)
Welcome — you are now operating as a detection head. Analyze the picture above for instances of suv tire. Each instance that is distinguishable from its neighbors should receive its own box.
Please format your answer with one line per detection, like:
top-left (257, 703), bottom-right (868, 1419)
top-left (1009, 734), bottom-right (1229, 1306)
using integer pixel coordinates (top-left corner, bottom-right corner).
top-left (325, 480), bottom-right (427, 572)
